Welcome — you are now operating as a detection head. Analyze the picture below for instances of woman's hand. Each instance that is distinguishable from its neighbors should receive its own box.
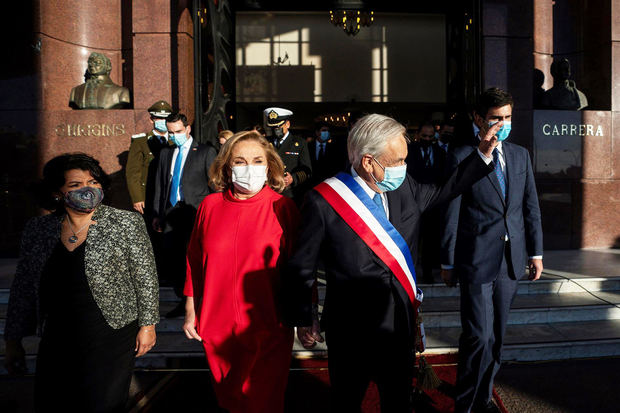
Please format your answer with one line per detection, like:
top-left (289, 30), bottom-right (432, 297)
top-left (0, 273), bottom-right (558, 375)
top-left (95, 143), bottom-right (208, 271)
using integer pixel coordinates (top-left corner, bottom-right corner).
top-left (4, 340), bottom-right (26, 375)
top-left (183, 297), bottom-right (202, 341)
top-left (135, 325), bottom-right (156, 357)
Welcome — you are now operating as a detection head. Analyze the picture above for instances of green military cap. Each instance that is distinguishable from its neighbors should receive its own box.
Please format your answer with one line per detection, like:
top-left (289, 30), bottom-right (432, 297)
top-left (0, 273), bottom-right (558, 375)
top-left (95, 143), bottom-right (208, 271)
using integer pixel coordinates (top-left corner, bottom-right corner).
top-left (148, 100), bottom-right (173, 118)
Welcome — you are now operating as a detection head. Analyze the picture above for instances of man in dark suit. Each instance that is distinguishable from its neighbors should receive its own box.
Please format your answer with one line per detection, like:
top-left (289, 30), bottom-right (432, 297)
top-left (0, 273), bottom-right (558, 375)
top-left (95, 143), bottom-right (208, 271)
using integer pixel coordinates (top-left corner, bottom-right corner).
top-left (406, 121), bottom-right (449, 283)
top-left (307, 121), bottom-right (348, 187)
top-left (407, 120), bottom-right (448, 185)
top-left (440, 88), bottom-right (544, 413)
top-left (284, 114), bottom-right (501, 412)
top-left (263, 107), bottom-right (312, 202)
top-left (152, 112), bottom-right (217, 317)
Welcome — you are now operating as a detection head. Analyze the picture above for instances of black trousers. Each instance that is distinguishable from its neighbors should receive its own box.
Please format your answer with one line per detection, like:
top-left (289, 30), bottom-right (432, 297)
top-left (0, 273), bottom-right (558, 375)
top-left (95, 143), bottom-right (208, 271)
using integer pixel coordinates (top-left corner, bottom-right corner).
top-left (162, 201), bottom-right (197, 297)
top-left (454, 245), bottom-right (519, 413)
top-left (327, 331), bottom-right (414, 413)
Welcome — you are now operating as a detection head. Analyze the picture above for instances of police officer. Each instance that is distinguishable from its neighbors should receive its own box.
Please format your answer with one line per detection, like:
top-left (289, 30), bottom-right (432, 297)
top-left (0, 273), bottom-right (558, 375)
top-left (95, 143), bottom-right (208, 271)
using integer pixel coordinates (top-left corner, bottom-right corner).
top-left (263, 107), bottom-right (312, 201)
top-left (126, 100), bottom-right (173, 215)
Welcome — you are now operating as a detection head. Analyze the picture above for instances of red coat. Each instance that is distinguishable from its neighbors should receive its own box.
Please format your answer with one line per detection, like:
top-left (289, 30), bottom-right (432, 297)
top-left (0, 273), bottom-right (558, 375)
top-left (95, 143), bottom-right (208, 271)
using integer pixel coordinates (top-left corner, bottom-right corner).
top-left (185, 186), bottom-right (299, 413)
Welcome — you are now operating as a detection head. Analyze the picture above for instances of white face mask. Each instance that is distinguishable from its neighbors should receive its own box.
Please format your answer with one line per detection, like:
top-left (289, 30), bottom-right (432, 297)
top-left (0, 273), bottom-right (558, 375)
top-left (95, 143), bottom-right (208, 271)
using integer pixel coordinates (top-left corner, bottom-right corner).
top-left (231, 165), bottom-right (267, 194)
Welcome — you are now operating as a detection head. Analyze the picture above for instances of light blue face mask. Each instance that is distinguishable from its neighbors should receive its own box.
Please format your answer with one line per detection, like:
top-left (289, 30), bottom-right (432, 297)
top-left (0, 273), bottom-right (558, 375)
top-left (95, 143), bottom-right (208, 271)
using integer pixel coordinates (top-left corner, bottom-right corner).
top-left (488, 120), bottom-right (512, 141)
top-left (372, 158), bottom-right (407, 192)
top-left (154, 119), bottom-right (167, 133)
top-left (320, 130), bottom-right (330, 141)
top-left (170, 132), bottom-right (188, 147)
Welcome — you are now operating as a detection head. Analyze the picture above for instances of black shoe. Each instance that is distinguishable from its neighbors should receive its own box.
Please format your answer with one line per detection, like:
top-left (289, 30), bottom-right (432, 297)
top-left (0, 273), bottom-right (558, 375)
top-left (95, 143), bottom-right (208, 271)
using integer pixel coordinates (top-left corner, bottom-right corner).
top-left (474, 400), bottom-right (501, 413)
top-left (165, 301), bottom-right (186, 318)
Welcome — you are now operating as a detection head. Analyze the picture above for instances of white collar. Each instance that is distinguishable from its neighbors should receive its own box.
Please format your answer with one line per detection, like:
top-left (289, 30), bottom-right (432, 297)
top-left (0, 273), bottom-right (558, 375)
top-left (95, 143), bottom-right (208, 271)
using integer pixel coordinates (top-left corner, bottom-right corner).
top-left (351, 166), bottom-right (380, 199)
top-left (279, 131), bottom-right (290, 144)
top-left (152, 130), bottom-right (168, 140)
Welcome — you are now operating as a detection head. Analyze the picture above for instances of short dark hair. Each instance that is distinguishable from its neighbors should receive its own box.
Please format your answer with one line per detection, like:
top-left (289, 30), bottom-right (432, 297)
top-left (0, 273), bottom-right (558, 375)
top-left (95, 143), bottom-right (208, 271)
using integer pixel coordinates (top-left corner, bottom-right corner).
top-left (37, 153), bottom-right (110, 211)
top-left (418, 120), bottom-right (435, 132)
top-left (475, 88), bottom-right (514, 119)
top-left (315, 121), bottom-right (329, 131)
top-left (166, 112), bottom-right (189, 126)
top-left (440, 119), bottom-right (456, 129)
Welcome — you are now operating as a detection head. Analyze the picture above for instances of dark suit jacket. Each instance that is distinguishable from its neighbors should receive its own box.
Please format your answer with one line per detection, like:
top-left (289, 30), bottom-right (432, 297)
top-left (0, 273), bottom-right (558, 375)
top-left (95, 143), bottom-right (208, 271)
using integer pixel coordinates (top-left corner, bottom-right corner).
top-left (441, 143), bottom-right (543, 283)
top-left (152, 138), bottom-right (217, 220)
top-left (307, 138), bottom-right (348, 186)
top-left (284, 151), bottom-right (493, 343)
top-left (407, 142), bottom-right (448, 185)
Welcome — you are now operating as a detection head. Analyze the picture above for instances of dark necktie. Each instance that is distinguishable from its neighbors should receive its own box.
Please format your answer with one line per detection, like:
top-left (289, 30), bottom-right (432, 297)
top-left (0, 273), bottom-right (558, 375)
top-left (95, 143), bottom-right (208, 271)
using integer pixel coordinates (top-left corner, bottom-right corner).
top-left (318, 143), bottom-right (325, 161)
top-left (493, 148), bottom-right (506, 199)
top-left (424, 147), bottom-right (432, 167)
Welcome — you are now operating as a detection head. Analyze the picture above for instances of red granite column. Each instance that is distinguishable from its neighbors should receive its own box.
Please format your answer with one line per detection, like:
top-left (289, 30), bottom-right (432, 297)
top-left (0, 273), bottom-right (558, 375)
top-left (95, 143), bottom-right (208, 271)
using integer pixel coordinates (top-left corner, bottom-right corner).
top-left (131, 0), bottom-right (194, 129)
top-left (533, 0), bottom-right (554, 90)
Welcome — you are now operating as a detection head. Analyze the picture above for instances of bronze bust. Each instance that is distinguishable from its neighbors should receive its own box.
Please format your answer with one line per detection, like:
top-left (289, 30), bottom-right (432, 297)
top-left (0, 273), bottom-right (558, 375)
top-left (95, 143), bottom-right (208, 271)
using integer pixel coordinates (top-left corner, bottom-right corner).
top-left (542, 58), bottom-right (588, 111)
top-left (69, 52), bottom-right (131, 109)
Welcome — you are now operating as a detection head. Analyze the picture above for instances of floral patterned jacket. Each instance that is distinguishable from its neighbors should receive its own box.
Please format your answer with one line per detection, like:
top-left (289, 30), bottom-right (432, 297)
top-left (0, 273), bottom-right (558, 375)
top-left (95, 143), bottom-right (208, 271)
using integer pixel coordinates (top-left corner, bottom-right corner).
top-left (5, 204), bottom-right (159, 340)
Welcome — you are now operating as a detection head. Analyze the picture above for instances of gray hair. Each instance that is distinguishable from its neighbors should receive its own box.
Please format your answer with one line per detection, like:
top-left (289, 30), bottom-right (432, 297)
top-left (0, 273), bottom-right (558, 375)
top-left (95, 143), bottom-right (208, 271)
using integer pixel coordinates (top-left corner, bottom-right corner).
top-left (347, 114), bottom-right (408, 167)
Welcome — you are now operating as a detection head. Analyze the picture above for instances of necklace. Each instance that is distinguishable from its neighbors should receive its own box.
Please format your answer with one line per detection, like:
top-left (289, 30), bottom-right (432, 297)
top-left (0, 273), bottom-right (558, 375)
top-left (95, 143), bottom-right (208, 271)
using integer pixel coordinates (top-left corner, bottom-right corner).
top-left (65, 216), bottom-right (91, 243)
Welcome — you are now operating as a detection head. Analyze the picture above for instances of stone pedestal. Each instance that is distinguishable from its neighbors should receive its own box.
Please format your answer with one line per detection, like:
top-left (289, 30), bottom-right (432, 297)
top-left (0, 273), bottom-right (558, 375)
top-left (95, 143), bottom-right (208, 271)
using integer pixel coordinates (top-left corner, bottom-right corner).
top-left (39, 110), bottom-right (138, 208)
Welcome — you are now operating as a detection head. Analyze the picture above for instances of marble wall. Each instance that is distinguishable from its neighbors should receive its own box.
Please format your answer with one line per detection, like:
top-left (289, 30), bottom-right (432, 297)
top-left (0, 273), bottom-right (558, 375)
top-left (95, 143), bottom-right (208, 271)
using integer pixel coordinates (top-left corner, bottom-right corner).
top-left (0, 0), bottom-right (196, 253)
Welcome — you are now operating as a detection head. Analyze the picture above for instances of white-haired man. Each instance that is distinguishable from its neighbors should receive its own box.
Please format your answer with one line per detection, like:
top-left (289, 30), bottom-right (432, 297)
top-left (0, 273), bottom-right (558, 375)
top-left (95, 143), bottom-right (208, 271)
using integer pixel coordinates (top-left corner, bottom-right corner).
top-left (284, 114), bottom-right (502, 412)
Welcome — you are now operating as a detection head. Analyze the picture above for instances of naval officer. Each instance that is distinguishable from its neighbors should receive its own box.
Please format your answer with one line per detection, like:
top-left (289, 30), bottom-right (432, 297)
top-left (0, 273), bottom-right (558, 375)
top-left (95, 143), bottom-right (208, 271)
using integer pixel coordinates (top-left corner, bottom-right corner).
top-left (264, 107), bottom-right (312, 201)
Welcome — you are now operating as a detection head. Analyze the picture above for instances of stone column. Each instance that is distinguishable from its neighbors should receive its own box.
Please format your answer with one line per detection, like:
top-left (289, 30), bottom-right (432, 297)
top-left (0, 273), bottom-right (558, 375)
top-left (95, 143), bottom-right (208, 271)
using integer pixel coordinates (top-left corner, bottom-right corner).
top-left (131, 0), bottom-right (194, 128)
top-left (533, 0), bottom-right (554, 90)
top-left (481, 0), bottom-right (533, 149)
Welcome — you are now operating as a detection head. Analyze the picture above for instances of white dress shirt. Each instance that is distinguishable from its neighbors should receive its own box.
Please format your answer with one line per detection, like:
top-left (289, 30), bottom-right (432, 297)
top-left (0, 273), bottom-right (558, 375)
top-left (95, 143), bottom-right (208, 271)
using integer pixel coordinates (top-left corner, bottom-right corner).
top-left (351, 167), bottom-right (389, 219)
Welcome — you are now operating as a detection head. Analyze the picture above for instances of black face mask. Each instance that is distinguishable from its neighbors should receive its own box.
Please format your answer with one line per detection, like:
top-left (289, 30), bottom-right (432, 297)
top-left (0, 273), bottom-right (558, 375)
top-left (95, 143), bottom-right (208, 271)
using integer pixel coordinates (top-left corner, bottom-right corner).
top-left (440, 133), bottom-right (453, 143)
top-left (420, 139), bottom-right (433, 148)
top-left (273, 127), bottom-right (284, 139)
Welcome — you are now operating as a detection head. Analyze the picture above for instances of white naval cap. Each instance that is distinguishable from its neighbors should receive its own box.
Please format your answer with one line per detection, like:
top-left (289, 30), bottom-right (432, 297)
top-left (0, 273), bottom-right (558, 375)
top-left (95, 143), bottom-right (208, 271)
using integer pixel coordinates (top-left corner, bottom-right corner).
top-left (264, 107), bottom-right (293, 127)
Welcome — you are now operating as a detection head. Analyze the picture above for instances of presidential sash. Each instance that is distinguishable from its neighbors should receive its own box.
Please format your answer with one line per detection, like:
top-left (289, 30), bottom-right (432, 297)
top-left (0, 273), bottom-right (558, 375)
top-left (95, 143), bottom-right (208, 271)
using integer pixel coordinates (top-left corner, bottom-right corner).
top-left (314, 172), bottom-right (420, 305)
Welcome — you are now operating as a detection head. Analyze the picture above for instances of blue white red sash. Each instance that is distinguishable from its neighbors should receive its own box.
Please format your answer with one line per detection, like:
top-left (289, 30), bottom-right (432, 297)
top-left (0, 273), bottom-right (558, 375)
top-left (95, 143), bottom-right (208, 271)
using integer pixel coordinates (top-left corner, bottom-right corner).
top-left (314, 172), bottom-right (419, 305)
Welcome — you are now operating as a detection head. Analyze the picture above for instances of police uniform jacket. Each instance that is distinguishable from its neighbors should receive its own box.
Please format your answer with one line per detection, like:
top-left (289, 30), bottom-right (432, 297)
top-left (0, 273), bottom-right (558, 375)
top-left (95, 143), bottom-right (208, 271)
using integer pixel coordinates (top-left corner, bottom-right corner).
top-left (126, 132), bottom-right (171, 207)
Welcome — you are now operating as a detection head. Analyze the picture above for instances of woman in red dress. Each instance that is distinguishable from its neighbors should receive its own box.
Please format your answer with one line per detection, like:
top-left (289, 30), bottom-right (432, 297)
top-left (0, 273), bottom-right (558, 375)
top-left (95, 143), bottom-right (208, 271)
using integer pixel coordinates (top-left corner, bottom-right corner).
top-left (183, 130), bottom-right (300, 413)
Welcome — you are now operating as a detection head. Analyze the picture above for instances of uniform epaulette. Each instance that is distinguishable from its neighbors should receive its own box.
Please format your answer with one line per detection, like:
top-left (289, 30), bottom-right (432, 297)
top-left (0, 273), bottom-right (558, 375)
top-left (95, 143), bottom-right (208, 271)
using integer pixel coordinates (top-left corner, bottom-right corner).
top-left (132, 133), bottom-right (147, 139)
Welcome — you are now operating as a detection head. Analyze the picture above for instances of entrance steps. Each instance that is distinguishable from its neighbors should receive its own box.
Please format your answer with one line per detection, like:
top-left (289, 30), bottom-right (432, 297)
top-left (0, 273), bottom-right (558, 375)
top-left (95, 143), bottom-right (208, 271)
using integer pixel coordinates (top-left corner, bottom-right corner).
top-left (2, 271), bottom-right (620, 374)
top-left (422, 273), bottom-right (620, 361)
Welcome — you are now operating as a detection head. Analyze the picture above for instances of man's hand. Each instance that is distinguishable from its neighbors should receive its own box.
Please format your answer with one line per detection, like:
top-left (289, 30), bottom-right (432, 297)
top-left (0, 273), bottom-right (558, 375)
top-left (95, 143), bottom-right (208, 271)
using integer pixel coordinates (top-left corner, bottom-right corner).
top-left (152, 217), bottom-right (163, 233)
top-left (441, 269), bottom-right (457, 287)
top-left (297, 322), bottom-right (324, 349)
top-left (284, 172), bottom-right (293, 187)
top-left (4, 340), bottom-right (26, 376)
top-left (528, 258), bottom-right (543, 281)
top-left (133, 202), bottom-right (145, 215)
top-left (478, 121), bottom-right (503, 158)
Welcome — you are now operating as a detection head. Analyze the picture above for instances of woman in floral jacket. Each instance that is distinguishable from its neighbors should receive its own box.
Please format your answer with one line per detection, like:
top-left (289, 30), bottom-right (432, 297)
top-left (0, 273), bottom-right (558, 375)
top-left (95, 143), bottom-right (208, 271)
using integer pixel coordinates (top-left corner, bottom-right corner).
top-left (4, 153), bottom-right (159, 413)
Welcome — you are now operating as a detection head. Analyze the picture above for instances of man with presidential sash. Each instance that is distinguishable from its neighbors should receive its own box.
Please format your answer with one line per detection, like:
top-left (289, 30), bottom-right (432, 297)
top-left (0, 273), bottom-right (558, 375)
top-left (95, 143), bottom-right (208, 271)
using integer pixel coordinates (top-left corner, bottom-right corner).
top-left (284, 113), bottom-right (503, 412)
